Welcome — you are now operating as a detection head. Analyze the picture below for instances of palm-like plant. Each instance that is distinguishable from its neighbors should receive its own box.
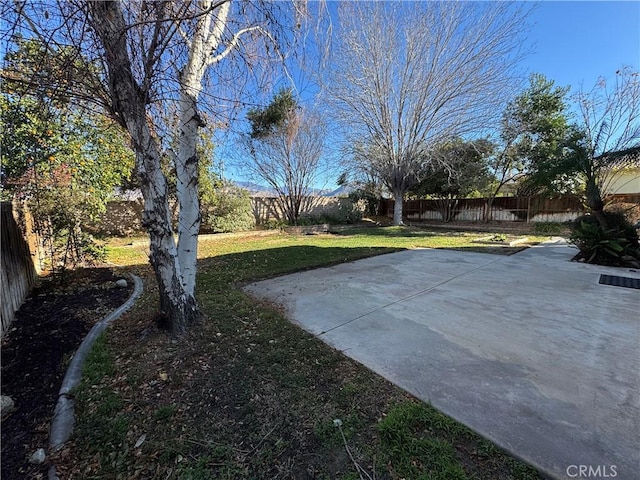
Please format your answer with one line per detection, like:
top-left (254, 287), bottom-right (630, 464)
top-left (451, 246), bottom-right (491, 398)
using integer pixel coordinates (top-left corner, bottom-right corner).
top-left (570, 68), bottom-right (640, 228)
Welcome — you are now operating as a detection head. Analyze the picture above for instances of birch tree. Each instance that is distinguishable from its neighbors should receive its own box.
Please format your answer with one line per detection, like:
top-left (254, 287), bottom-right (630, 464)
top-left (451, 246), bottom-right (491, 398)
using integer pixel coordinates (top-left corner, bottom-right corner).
top-left (324, 1), bottom-right (530, 225)
top-left (4, 0), bottom-right (302, 333)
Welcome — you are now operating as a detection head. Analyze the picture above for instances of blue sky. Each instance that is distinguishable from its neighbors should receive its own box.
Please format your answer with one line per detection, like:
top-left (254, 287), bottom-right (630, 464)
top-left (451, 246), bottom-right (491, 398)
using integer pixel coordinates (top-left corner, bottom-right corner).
top-left (525, 1), bottom-right (639, 91)
top-left (224, 1), bottom-right (640, 189)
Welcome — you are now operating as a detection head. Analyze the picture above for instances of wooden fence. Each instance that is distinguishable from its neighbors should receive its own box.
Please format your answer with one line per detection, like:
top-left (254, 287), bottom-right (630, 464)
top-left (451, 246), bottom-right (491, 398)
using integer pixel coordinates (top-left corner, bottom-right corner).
top-left (608, 193), bottom-right (640, 205)
top-left (380, 194), bottom-right (639, 223)
top-left (1, 202), bottom-right (37, 337)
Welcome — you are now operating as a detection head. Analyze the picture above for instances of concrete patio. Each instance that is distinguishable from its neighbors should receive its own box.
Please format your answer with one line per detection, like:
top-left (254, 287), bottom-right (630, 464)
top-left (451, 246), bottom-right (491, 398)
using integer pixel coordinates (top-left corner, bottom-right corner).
top-left (244, 239), bottom-right (640, 480)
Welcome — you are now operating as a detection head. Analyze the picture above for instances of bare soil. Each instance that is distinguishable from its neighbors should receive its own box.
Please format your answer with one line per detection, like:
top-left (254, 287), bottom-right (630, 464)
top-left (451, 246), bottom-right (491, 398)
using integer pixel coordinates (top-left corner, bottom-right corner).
top-left (1, 267), bottom-right (132, 480)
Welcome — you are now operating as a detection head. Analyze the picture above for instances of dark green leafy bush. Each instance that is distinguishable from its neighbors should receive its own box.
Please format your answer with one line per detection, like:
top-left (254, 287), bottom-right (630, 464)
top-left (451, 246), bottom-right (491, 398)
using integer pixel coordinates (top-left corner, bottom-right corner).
top-left (264, 218), bottom-right (288, 230)
top-left (336, 200), bottom-right (363, 224)
top-left (295, 215), bottom-right (331, 226)
top-left (348, 188), bottom-right (380, 217)
top-left (290, 201), bottom-right (362, 226)
top-left (570, 211), bottom-right (640, 266)
top-left (22, 172), bottom-right (108, 276)
top-left (200, 185), bottom-right (255, 233)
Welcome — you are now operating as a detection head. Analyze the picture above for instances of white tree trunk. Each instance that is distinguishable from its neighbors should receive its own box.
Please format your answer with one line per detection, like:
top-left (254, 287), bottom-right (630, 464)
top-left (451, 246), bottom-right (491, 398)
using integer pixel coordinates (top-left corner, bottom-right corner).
top-left (88, 0), bottom-right (199, 333)
top-left (176, 87), bottom-right (203, 297)
top-left (393, 191), bottom-right (404, 226)
top-left (87, 0), bottom-right (272, 332)
top-left (136, 130), bottom-right (197, 331)
top-left (175, 0), bottom-right (232, 296)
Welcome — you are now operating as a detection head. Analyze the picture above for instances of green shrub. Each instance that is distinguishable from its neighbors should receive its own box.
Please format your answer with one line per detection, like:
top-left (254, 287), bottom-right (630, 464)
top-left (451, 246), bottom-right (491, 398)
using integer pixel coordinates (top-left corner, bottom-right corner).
top-left (264, 218), bottom-right (288, 230)
top-left (295, 215), bottom-right (322, 226)
top-left (337, 200), bottom-right (363, 224)
top-left (348, 188), bottom-right (380, 217)
top-left (293, 201), bottom-right (362, 227)
top-left (27, 181), bottom-right (106, 275)
top-left (294, 210), bottom-right (361, 227)
top-left (570, 211), bottom-right (640, 266)
top-left (201, 184), bottom-right (255, 233)
top-left (533, 221), bottom-right (566, 235)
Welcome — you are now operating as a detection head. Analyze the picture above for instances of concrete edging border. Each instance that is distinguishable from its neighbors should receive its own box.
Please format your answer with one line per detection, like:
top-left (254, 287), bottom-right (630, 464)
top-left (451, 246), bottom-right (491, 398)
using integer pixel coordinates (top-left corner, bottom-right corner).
top-left (47, 274), bottom-right (143, 479)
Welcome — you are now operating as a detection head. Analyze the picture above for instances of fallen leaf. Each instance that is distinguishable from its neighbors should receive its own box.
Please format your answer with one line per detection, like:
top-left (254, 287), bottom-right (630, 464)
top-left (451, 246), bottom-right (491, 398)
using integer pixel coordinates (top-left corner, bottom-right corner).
top-left (134, 434), bottom-right (146, 449)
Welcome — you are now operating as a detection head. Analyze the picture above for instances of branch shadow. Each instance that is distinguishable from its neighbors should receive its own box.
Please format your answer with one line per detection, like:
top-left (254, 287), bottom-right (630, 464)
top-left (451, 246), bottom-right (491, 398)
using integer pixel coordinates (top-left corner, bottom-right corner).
top-left (196, 244), bottom-right (402, 286)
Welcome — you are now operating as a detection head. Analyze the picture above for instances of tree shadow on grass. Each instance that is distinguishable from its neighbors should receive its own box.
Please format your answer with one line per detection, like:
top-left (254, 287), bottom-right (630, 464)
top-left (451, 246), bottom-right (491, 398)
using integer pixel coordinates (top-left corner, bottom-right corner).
top-left (443, 245), bottom-right (529, 256)
top-left (333, 226), bottom-right (439, 238)
top-left (333, 225), bottom-right (482, 238)
top-left (196, 244), bottom-right (402, 287)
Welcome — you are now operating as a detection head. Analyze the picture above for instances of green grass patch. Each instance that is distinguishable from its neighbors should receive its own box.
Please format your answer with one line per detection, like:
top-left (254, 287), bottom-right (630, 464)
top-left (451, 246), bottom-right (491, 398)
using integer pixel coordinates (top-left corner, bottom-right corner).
top-left (77, 332), bottom-right (114, 383)
top-left (373, 401), bottom-right (541, 480)
top-left (73, 334), bottom-right (130, 468)
top-left (105, 226), bottom-right (552, 270)
top-left (377, 402), bottom-right (468, 479)
top-left (153, 403), bottom-right (178, 422)
top-left (67, 227), bottom-right (547, 479)
top-left (176, 445), bottom-right (245, 480)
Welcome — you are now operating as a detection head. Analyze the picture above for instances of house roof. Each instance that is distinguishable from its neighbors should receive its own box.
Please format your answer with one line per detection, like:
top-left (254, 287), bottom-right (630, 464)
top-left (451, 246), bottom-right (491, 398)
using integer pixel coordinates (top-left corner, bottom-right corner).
top-left (596, 146), bottom-right (640, 168)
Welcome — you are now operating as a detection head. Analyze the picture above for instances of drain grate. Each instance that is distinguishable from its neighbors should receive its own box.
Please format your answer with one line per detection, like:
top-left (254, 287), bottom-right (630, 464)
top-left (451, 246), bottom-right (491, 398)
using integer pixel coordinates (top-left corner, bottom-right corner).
top-left (598, 274), bottom-right (640, 290)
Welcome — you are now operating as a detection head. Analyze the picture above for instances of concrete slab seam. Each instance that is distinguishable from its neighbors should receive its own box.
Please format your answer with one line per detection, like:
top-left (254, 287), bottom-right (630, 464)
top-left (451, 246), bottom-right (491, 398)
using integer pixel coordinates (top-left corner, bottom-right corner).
top-left (319, 254), bottom-right (505, 336)
top-left (47, 274), bottom-right (143, 480)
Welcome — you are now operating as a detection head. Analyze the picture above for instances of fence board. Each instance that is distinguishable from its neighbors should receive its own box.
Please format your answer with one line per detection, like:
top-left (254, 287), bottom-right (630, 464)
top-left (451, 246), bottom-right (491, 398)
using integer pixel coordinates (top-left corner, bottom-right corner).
top-left (1, 202), bottom-right (37, 337)
top-left (607, 193), bottom-right (640, 205)
top-left (381, 195), bottom-right (589, 223)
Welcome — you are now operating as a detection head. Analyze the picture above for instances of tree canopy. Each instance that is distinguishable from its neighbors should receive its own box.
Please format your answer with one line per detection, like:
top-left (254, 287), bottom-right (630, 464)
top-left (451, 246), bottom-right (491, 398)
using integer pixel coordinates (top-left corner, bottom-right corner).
top-left (1, 51), bottom-right (134, 271)
top-left (324, 1), bottom-right (531, 225)
top-left (410, 138), bottom-right (493, 200)
top-left (556, 69), bottom-right (638, 220)
top-left (247, 89), bottom-right (298, 139)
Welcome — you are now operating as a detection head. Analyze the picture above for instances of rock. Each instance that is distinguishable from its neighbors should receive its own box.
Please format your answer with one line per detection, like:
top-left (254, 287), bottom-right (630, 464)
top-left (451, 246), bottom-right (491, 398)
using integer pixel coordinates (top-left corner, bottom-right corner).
top-left (29, 448), bottom-right (46, 464)
top-left (115, 279), bottom-right (128, 288)
top-left (1, 395), bottom-right (16, 417)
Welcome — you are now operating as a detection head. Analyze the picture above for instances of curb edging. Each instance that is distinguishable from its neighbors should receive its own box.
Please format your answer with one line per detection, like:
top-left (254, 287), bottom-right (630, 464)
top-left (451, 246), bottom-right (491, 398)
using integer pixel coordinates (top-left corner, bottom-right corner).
top-left (47, 274), bottom-right (143, 479)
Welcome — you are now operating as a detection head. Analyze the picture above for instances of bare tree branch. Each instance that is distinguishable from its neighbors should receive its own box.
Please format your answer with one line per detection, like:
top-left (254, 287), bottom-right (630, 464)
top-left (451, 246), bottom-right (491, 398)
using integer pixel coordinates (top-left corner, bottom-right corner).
top-left (208, 24), bottom-right (264, 66)
top-left (323, 1), bottom-right (531, 225)
top-left (240, 91), bottom-right (328, 223)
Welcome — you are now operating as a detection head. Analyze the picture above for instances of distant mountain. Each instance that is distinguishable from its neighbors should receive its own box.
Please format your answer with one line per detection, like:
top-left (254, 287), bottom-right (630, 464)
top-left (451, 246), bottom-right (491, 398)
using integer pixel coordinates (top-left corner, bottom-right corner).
top-left (323, 185), bottom-right (354, 197)
top-left (233, 181), bottom-right (277, 197)
top-left (233, 181), bottom-right (351, 197)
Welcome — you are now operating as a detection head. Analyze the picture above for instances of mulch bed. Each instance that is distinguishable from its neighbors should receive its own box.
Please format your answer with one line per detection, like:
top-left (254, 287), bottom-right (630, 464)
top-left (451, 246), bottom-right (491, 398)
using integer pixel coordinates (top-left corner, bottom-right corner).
top-left (1, 267), bottom-right (133, 480)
